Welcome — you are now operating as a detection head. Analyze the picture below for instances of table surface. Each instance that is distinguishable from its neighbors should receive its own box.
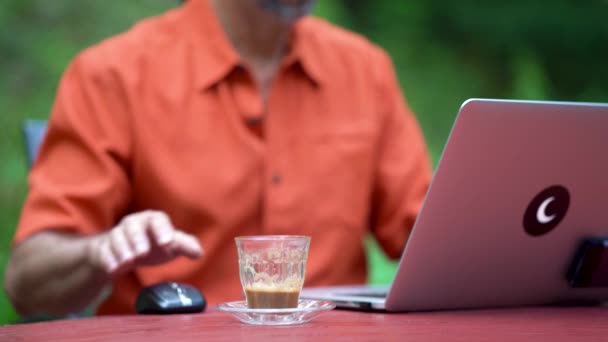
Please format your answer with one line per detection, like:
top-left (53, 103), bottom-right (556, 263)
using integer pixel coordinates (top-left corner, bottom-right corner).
top-left (2, 306), bottom-right (608, 342)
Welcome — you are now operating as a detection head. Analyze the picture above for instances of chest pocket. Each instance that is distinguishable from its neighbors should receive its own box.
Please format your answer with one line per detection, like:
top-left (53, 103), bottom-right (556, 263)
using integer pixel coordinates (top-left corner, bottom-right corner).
top-left (295, 129), bottom-right (378, 230)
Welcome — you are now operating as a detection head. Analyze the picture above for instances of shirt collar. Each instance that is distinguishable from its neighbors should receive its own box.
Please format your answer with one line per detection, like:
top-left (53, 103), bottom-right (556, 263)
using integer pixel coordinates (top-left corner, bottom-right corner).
top-left (180, 0), bottom-right (326, 90)
top-left (181, 0), bottom-right (240, 90)
top-left (287, 18), bottom-right (326, 87)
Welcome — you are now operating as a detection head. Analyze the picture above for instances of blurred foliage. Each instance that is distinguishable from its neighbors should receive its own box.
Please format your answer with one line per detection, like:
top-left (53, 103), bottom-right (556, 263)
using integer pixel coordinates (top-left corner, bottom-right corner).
top-left (1, 0), bottom-right (607, 324)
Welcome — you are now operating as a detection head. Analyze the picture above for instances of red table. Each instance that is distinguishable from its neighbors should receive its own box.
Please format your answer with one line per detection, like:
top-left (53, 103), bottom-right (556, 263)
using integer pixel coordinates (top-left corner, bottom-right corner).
top-left (2, 306), bottom-right (608, 341)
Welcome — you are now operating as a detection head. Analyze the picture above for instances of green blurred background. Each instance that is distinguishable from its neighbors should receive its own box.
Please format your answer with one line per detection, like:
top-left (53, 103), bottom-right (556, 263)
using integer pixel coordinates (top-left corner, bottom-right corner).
top-left (0, 0), bottom-right (606, 324)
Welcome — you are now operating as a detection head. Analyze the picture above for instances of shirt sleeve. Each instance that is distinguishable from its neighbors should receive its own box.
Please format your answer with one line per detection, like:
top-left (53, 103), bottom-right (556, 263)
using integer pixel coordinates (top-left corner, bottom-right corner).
top-left (369, 51), bottom-right (433, 259)
top-left (14, 52), bottom-right (133, 245)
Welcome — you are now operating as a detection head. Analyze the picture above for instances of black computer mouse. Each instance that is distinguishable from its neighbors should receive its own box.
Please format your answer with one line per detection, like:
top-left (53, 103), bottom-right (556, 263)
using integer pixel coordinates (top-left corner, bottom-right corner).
top-left (135, 282), bottom-right (206, 314)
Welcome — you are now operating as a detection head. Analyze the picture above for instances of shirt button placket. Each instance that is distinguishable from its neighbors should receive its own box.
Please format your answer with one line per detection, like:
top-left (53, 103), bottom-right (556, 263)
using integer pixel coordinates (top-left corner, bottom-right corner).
top-left (264, 167), bottom-right (281, 234)
top-left (265, 69), bottom-right (299, 235)
top-left (271, 173), bottom-right (282, 185)
top-left (265, 75), bottom-right (286, 234)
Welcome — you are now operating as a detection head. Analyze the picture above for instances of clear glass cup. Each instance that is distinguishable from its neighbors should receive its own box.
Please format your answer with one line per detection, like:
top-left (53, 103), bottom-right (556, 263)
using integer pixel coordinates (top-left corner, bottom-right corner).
top-left (235, 235), bottom-right (311, 309)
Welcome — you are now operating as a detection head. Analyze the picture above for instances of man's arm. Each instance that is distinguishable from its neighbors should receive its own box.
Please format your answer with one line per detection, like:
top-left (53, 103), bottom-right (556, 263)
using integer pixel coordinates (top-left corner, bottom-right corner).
top-left (5, 232), bottom-right (107, 316)
top-left (5, 211), bottom-right (203, 317)
top-left (5, 51), bottom-right (143, 316)
top-left (369, 51), bottom-right (433, 259)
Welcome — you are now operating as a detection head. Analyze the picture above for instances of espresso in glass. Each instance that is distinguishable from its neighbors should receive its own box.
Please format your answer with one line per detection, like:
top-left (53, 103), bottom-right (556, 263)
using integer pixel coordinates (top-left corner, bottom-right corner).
top-left (245, 287), bottom-right (300, 309)
top-left (235, 235), bottom-right (310, 310)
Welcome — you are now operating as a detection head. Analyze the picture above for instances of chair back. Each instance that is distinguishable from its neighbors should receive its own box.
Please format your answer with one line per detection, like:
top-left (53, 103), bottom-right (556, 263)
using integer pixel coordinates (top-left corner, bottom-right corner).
top-left (22, 119), bottom-right (48, 168)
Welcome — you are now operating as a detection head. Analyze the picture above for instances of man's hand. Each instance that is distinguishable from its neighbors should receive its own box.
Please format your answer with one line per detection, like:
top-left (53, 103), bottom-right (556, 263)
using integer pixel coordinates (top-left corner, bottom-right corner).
top-left (4, 210), bottom-right (203, 316)
top-left (87, 211), bottom-right (203, 276)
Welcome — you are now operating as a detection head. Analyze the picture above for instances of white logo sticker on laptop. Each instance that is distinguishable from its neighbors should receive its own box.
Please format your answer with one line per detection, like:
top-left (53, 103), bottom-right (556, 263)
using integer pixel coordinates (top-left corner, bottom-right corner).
top-left (536, 197), bottom-right (557, 224)
top-left (524, 185), bottom-right (570, 236)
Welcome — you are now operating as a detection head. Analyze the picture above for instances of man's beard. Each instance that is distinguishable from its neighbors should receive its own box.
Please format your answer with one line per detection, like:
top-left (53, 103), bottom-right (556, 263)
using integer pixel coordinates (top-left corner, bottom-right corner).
top-left (255, 0), bottom-right (316, 23)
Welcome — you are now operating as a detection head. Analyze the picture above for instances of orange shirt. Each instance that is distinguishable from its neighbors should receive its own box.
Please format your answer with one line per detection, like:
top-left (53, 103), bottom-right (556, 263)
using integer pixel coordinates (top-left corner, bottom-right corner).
top-left (15, 0), bottom-right (432, 314)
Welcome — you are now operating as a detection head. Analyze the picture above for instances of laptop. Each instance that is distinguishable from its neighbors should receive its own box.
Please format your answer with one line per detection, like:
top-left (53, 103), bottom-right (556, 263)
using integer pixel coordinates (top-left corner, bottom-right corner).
top-left (301, 99), bottom-right (608, 311)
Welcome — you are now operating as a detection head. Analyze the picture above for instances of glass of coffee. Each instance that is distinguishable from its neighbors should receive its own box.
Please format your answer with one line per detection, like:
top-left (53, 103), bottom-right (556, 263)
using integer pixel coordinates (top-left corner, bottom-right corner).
top-left (235, 235), bottom-right (311, 309)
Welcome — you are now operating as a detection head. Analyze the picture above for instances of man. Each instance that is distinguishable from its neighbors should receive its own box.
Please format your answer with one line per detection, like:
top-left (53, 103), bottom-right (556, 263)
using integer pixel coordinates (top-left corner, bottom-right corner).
top-left (5, 0), bottom-right (432, 316)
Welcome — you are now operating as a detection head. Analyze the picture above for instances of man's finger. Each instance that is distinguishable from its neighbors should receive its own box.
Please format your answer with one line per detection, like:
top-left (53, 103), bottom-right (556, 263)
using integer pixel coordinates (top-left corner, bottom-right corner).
top-left (147, 212), bottom-right (174, 246)
top-left (171, 231), bottom-right (204, 259)
top-left (109, 228), bottom-right (135, 264)
top-left (98, 238), bottom-right (119, 273)
top-left (123, 219), bottom-right (150, 257)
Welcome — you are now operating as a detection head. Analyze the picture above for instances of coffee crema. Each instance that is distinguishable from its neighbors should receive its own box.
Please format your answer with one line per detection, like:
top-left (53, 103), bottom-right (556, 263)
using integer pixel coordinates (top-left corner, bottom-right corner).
top-left (245, 287), bottom-right (300, 309)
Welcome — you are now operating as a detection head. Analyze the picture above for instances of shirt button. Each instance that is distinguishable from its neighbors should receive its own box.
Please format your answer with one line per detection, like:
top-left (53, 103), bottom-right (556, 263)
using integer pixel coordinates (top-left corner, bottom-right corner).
top-left (271, 174), bottom-right (282, 185)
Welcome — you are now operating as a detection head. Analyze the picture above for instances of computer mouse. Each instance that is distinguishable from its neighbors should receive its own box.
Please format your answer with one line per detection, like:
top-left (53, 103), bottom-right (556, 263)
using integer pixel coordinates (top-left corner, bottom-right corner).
top-left (135, 282), bottom-right (206, 314)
